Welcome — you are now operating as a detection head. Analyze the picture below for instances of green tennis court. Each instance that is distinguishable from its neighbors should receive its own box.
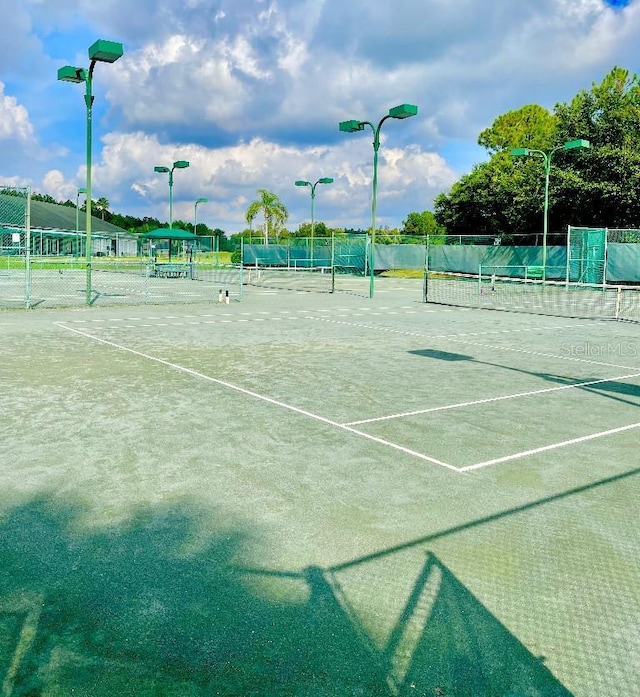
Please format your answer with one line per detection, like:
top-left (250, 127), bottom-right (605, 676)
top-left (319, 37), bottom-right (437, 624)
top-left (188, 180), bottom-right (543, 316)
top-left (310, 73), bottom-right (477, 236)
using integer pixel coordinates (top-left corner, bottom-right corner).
top-left (1, 277), bottom-right (638, 695)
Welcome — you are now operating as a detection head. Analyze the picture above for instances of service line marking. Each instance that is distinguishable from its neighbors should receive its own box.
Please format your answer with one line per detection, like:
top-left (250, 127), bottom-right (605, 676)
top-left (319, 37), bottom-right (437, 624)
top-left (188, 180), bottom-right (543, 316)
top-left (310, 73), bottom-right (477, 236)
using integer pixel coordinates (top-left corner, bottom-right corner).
top-left (344, 371), bottom-right (640, 426)
top-left (460, 422), bottom-right (640, 472)
top-left (447, 337), bottom-right (639, 372)
top-left (56, 322), bottom-right (461, 473)
top-left (306, 316), bottom-right (638, 371)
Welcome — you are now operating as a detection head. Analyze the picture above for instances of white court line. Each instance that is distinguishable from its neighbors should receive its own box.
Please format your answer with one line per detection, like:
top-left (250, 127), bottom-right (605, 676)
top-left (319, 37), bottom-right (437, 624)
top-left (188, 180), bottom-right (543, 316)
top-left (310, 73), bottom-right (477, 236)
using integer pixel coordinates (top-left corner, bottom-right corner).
top-left (307, 315), bottom-right (591, 340)
top-left (56, 322), bottom-right (461, 473)
top-left (460, 422), bottom-right (640, 472)
top-left (447, 337), bottom-right (639, 371)
top-left (60, 308), bottom-right (436, 332)
top-left (344, 372), bottom-right (640, 426)
top-left (306, 316), bottom-right (638, 371)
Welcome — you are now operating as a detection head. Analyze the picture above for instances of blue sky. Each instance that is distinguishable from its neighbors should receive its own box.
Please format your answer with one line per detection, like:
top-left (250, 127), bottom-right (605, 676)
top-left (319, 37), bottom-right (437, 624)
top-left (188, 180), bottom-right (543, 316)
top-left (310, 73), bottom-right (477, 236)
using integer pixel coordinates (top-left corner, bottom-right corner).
top-left (0, 0), bottom-right (638, 233)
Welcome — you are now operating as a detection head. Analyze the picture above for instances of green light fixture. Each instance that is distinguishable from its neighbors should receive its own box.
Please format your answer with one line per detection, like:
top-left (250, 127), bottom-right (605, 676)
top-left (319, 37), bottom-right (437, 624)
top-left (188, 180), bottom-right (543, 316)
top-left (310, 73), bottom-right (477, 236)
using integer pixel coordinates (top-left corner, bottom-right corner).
top-left (154, 160), bottom-right (191, 228)
top-left (295, 177), bottom-right (334, 268)
top-left (57, 39), bottom-right (124, 305)
top-left (194, 197), bottom-right (208, 235)
top-left (338, 103), bottom-right (418, 297)
top-left (511, 139), bottom-right (590, 279)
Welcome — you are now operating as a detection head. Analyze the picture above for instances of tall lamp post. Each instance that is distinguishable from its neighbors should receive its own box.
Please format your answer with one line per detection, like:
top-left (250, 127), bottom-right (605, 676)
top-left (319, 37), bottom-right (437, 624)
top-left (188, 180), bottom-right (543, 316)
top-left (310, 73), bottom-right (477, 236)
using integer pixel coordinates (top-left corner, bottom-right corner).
top-left (194, 197), bottom-right (208, 235)
top-left (154, 160), bottom-right (190, 229)
top-left (75, 187), bottom-right (87, 258)
top-left (294, 178), bottom-right (333, 268)
top-left (339, 104), bottom-right (418, 298)
top-left (194, 197), bottom-right (208, 259)
top-left (511, 139), bottom-right (590, 280)
top-left (58, 39), bottom-right (124, 306)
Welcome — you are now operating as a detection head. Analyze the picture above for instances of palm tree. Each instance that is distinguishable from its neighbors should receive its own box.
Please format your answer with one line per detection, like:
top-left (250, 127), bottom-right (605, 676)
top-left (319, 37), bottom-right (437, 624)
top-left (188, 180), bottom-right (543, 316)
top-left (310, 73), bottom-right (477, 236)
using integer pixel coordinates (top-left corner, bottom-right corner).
top-left (95, 197), bottom-right (110, 221)
top-left (245, 189), bottom-right (288, 246)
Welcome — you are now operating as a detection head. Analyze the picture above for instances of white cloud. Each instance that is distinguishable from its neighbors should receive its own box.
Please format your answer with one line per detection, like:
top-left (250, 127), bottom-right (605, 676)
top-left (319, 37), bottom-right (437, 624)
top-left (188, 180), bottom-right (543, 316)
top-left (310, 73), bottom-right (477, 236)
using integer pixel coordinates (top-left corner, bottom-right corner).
top-left (54, 130), bottom-right (455, 232)
top-left (41, 169), bottom-right (74, 201)
top-left (0, 82), bottom-right (35, 142)
top-left (3, 0), bottom-right (640, 229)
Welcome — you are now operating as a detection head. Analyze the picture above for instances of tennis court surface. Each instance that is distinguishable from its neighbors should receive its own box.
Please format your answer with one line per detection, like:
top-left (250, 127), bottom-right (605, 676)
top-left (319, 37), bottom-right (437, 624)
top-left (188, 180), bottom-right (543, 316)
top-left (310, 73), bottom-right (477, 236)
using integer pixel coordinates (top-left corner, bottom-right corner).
top-left (1, 277), bottom-right (638, 695)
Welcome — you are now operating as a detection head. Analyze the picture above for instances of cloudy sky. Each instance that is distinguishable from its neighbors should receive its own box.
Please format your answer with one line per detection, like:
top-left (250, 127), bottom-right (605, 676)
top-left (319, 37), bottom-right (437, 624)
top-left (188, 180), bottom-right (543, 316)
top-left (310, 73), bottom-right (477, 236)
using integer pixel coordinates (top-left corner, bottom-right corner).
top-left (0, 0), bottom-right (637, 234)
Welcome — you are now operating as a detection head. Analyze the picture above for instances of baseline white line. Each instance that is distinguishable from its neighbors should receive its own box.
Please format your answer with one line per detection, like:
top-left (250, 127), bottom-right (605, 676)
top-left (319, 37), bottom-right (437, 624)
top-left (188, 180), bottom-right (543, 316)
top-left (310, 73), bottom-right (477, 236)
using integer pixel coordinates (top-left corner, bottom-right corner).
top-left (306, 316), bottom-right (638, 371)
top-left (307, 314), bottom-right (591, 339)
top-left (460, 422), bottom-right (640, 472)
top-left (447, 337), bottom-right (639, 371)
top-left (56, 322), bottom-right (460, 472)
top-left (344, 372), bottom-right (640, 426)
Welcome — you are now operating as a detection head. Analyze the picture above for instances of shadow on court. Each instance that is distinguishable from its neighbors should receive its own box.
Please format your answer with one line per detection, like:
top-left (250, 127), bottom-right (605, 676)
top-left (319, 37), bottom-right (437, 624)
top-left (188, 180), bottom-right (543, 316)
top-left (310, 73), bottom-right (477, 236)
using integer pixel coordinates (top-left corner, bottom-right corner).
top-left (0, 498), bottom-right (388, 695)
top-left (408, 348), bottom-right (640, 408)
top-left (0, 493), bottom-right (582, 695)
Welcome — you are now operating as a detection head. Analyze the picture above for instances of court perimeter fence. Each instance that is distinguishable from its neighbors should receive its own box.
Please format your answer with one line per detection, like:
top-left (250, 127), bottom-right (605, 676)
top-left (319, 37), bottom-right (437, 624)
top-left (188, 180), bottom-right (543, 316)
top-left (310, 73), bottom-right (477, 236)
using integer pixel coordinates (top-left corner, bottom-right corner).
top-left (2, 187), bottom-right (639, 310)
top-left (423, 228), bottom-right (640, 322)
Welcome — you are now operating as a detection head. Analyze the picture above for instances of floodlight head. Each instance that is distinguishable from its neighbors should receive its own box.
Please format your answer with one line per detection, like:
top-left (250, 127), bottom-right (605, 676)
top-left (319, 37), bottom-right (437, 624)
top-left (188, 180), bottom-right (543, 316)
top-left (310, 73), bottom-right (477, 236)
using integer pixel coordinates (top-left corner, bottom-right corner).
top-left (563, 139), bottom-right (590, 150)
top-left (339, 120), bottom-right (364, 133)
top-left (88, 39), bottom-right (124, 64)
top-left (388, 103), bottom-right (418, 119)
top-left (295, 180), bottom-right (311, 187)
top-left (58, 65), bottom-right (86, 83)
top-left (173, 160), bottom-right (190, 169)
top-left (318, 178), bottom-right (334, 184)
top-left (154, 166), bottom-right (170, 173)
top-left (511, 148), bottom-right (530, 157)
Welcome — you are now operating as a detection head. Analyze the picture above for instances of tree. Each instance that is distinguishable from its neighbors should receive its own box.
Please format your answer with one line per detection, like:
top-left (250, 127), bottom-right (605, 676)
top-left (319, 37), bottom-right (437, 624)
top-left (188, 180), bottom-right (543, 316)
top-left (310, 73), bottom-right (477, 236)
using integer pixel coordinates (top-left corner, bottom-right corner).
top-left (555, 66), bottom-right (640, 148)
top-left (296, 221), bottom-right (328, 238)
top-left (552, 66), bottom-right (640, 227)
top-left (94, 197), bottom-right (110, 221)
top-left (436, 66), bottom-right (640, 235)
top-left (434, 154), bottom-right (535, 237)
top-left (401, 211), bottom-right (443, 237)
top-left (437, 104), bottom-right (563, 236)
top-left (478, 104), bottom-right (557, 154)
top-left (245, 189), bottom-right (289, 245)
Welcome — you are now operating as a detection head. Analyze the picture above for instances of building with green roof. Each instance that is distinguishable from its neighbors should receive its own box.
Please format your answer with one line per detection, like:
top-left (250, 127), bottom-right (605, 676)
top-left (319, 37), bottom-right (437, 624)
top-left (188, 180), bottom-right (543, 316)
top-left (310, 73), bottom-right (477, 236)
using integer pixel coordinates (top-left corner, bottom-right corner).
top-left (0, 190), bottom-right (137, 257)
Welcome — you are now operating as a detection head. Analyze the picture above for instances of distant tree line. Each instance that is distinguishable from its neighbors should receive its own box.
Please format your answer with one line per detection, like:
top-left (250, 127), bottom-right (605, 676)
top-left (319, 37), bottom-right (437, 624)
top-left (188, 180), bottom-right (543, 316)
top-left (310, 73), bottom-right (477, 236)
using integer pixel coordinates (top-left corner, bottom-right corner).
top-left (15, 187), bottom-right (440, 249)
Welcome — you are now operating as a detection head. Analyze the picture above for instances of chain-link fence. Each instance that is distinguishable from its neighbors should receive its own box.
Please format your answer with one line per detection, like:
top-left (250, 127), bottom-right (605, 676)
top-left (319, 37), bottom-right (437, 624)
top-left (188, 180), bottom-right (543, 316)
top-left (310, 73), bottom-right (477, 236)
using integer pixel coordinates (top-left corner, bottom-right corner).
top-left (1, 187), bottom-right (243, 310)
top-left (0, 186), bottom-right (30, 308)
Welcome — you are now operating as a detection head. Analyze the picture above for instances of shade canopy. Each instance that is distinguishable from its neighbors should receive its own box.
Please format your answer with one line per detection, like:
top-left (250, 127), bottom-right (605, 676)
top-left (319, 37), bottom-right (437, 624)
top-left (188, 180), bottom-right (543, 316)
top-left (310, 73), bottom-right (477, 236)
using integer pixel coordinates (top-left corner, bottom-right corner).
top-left (141, 228), bottom-right (199, 241)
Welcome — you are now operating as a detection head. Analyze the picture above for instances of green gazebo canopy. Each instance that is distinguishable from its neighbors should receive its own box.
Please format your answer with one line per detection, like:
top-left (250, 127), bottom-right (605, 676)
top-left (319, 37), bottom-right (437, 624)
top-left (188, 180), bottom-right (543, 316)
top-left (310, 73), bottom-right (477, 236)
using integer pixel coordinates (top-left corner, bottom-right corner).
top-left (140, 228), bottom-right (198, 241)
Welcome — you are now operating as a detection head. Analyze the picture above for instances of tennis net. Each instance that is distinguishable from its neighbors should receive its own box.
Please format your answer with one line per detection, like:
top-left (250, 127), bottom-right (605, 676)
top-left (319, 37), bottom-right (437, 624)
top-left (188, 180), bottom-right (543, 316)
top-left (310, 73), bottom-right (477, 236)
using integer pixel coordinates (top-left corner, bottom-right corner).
top-left (424, 271), bottom-right (639, 322)
top-left (243, 265), bottom-right (334, 293)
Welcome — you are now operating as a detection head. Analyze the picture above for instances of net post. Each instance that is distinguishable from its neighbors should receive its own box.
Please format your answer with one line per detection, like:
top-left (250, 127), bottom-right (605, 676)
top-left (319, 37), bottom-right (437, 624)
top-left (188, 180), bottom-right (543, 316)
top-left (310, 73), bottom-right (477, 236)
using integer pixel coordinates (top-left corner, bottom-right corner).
top-left (330, 230), bottom-right (335, 293)
top-left (478, 263), bottom-right (482, 295)
top-left (25, 187), bottom-right (32, 309)
top-left (239, 238), bottom-right (244, 300)
top-left (422, 234), bottom-right (429, 303)
top-left (615, 286), bottom-right (622, 320)
top-left (603, 227), bottom-right (609, 290)
top-left (565, 225), bottom-right (571, 289)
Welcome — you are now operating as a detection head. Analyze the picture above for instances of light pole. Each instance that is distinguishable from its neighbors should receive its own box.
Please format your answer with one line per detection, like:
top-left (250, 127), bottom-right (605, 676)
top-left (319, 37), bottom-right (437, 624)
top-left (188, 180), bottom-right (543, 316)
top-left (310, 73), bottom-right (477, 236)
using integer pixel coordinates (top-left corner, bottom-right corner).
top-left (58, 39), bottom-right (124, 305)
top-left (339, 104), bottom-right (418, 298)
top-left (295, 178), bottom-right (333, 268)
top-left (511, 139), bottom-right (590, 280)
top-left (194, 197), bottom-right (208, 235)
top-left (154, 160), bottom-right (190, 229)
top-left (193, 197), bottom-right (207, 261)
top-left (75, 187), bottom-right (87, 258)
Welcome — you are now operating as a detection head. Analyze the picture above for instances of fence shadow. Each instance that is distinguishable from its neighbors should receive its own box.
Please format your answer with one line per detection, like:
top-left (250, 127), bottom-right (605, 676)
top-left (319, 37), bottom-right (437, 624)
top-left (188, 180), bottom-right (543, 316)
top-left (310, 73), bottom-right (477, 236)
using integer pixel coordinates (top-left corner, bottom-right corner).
top-left (8, 463), bottom-right (634, 695)
top-left (331, 553), bottom-right (573, 696)
top-left (2, 494), bottom-right (579, 695)
top-left (0, 497), bottom-right (389, 695)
